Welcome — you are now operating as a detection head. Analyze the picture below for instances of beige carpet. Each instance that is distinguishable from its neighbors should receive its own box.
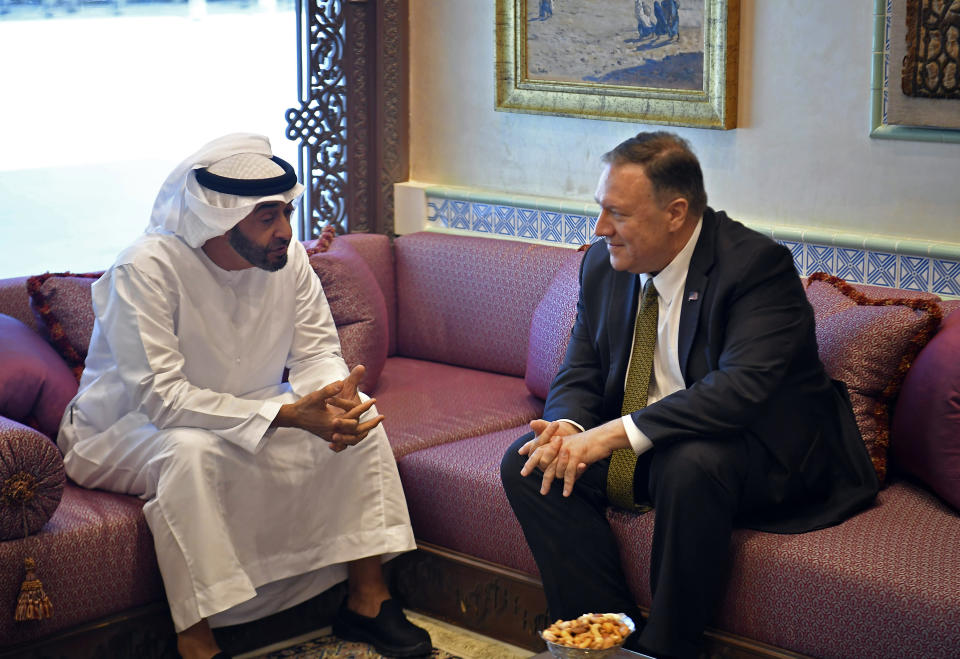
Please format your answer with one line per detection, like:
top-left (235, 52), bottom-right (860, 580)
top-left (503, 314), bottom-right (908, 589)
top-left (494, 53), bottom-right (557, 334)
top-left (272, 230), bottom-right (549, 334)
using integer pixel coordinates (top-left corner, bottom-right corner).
top-left (238, 611), bottom-right (532, 659)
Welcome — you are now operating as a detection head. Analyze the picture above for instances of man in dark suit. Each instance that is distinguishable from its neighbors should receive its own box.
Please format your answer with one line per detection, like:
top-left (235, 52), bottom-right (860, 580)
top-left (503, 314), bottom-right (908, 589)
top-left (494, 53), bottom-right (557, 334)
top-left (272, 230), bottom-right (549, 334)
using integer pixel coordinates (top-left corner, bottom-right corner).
top-left (500, 132), bottom-right (878, 658)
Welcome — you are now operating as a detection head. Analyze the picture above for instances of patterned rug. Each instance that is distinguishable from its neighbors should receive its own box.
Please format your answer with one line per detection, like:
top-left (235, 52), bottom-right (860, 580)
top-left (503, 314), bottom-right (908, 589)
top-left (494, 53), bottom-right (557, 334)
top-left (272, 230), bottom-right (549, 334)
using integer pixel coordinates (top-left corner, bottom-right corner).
top-left (257, 634), bottom-right (462, 658)
top-left (243, 611), bottom-right (531, 659)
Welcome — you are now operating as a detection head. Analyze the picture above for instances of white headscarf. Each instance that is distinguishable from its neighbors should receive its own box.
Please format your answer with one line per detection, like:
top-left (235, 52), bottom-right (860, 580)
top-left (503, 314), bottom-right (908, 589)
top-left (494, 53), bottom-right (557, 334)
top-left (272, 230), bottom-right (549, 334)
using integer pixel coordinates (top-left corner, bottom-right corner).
top-left (146, 133), bottom-right (305, 248)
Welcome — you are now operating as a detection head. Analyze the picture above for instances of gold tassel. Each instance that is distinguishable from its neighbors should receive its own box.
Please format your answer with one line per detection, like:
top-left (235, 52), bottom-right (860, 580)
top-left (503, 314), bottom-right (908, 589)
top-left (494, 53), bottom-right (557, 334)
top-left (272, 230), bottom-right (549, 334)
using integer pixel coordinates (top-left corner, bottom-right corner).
top-left (15, 557), bottom-right (52, 621)
top-left (2, 471), bottom-right (53, 621)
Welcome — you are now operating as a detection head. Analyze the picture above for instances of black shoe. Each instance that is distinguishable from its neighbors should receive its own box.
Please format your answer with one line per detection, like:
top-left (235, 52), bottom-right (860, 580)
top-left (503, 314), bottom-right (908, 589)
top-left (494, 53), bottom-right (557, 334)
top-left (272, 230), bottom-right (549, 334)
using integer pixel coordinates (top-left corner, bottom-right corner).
top-left (333, 599), bottom-right (433, 657)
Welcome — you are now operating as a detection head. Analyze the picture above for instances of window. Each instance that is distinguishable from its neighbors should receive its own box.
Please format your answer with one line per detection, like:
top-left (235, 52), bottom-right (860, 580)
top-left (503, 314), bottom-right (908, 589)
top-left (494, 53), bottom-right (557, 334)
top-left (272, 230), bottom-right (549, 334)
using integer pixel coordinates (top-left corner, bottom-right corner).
top-left (0, 0), bottom-right (299, 278)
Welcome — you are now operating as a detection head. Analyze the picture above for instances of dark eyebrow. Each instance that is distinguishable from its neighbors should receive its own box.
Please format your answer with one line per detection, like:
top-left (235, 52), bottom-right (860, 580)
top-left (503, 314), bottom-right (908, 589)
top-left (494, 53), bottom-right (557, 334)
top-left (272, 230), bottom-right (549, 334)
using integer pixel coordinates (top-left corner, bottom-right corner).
top-left (254, 202), bottom-right (285, 213)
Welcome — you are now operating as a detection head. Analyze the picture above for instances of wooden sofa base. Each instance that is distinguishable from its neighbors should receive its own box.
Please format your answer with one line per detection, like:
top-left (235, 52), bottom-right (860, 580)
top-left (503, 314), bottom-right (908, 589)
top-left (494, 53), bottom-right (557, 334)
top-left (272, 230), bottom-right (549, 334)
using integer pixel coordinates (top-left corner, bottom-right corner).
top-left (392, 543), bottom-right (810, 659)
top-left (3, 544), bottom-right (810, 659)
top-left (0, 584), bottom-right (346, 659)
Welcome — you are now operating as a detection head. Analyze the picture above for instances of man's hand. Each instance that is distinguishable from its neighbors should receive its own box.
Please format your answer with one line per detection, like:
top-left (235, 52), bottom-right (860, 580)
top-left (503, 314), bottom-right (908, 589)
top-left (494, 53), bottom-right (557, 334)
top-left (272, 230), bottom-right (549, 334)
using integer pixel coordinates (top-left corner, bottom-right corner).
top-left (519, 418), bottom-right (631, 497)
top-left (324, 365), bottom-right (366, 413)
top-left (274, 365), bottom-right (385, 451)
top-left (518, 419), bottom-right (578, 495)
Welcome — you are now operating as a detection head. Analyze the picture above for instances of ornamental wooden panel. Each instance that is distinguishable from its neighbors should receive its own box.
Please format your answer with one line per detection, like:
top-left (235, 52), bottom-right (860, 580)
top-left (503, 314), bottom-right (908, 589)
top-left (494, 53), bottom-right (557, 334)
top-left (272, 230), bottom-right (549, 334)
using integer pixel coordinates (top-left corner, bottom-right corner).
top-left (287, 0), bottom-right (408, 238)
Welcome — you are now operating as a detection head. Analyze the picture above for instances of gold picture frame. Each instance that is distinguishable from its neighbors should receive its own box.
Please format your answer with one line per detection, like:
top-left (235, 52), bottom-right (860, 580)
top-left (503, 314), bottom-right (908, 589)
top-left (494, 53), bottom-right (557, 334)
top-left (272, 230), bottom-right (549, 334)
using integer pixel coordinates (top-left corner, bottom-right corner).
top-left (495, 0), bottom-right (739, 129)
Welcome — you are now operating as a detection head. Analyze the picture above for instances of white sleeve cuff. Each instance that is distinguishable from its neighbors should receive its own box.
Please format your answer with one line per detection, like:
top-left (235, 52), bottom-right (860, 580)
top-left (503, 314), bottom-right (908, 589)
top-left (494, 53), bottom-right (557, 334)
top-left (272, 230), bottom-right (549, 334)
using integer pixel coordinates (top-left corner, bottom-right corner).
top-left (557, 418), bottom-right (585, 433)
top-left (245, 400), bottom-right (285, 454)
top-left (621, 414), bottom-right (653, 455)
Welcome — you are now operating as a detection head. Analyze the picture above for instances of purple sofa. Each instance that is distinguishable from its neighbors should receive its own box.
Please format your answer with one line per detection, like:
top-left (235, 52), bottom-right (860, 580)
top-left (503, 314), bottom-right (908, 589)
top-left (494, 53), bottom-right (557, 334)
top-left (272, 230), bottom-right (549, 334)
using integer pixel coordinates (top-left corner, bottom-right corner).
top-left (1, 231), bottom-right (959, 659)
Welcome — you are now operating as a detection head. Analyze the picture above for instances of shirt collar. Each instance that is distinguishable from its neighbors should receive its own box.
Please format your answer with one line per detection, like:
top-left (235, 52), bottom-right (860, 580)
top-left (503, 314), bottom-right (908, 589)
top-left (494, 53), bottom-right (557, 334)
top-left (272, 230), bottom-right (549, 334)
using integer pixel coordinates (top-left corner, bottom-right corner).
top-left (641, 217), bottom-right (703, 308)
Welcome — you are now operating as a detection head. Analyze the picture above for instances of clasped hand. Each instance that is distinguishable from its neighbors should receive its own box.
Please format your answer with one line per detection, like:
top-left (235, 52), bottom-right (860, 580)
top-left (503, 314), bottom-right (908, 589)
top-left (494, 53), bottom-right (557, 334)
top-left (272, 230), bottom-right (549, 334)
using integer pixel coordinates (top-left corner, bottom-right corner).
top-left (518, 418), bottom-right (626, 497)
top-left (290, 365), bottom-right (384, 452)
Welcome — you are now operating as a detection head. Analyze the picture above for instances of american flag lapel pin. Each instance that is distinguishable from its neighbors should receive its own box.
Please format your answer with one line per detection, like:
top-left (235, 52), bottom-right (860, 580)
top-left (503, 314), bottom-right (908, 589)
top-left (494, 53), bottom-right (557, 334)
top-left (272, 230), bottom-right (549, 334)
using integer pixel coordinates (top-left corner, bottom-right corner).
top-left (687, 291), bottom-right (699, 301)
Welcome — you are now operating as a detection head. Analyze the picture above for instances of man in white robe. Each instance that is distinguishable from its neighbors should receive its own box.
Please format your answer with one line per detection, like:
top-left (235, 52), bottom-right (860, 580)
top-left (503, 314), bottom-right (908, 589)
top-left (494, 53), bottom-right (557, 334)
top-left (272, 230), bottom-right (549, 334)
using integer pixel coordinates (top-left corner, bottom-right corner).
top-left (57, 134), bottom-right (431, 659)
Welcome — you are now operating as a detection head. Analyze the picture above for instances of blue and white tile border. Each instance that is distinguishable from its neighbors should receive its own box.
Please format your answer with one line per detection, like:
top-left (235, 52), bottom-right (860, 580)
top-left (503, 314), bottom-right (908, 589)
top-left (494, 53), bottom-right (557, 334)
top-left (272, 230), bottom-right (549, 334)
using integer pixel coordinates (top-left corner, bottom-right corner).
top-left (395, 183), bottom-right (960, 298)
top-left (423, 189), bottom-right (596, 249)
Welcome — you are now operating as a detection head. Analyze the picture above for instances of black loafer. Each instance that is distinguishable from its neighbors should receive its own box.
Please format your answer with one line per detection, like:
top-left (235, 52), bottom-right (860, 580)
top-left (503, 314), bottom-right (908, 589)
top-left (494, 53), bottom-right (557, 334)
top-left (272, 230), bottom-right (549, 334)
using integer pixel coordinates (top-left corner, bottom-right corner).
top-left (333, 599), bottom-right (433, 657)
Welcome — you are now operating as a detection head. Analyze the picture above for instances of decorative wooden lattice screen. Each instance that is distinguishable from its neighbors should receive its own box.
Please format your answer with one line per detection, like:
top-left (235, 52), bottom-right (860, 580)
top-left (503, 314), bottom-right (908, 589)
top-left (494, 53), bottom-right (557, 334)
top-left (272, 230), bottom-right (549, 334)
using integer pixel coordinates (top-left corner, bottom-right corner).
top-left (286, 0), bottom-right (408, 238)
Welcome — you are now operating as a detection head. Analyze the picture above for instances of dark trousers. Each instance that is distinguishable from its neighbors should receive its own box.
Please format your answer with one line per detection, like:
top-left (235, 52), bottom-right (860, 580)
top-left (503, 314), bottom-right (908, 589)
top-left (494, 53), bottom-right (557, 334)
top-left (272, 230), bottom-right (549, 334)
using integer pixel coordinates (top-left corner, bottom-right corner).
top-left (501, 431), bottom-right (778, 659)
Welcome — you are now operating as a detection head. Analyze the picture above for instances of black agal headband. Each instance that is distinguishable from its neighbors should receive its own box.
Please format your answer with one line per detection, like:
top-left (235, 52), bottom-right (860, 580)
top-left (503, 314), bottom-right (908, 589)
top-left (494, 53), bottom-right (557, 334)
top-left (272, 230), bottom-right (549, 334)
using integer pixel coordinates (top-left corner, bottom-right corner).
top-left (194, 156), bottom-right (298, 196)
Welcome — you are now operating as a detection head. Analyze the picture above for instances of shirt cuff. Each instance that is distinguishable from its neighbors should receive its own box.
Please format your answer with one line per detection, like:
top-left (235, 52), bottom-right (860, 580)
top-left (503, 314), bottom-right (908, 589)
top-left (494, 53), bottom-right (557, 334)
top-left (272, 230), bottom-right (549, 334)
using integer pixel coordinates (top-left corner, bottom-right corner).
top-left (246, 400), bottom-right (285, 454)
top-left (621, 414), bottom-right (653, 455)
top-left (557, 418), bottom-right (585, 433)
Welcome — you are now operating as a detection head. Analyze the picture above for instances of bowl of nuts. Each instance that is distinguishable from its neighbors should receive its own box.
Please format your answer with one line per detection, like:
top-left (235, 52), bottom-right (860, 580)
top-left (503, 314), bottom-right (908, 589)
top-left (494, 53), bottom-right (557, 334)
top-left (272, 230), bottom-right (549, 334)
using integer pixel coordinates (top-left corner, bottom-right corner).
top-left (539, 612), bottom-right (635, 658)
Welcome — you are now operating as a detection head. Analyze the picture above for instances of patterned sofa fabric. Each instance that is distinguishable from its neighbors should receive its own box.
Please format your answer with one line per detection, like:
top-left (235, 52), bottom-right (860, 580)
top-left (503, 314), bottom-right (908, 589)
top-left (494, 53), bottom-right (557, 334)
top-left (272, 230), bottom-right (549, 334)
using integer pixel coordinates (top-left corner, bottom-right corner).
top-left (0, 418), bottom-right (65, 540)
top-left (608, 482), bottom-right (960, 659)
top-left (374, 358), bottom-right (543, 459)
top-left (394, 232), bottom-right (571, 376)
top-left (397, 426), bottom-right (538, 574)
top-left (399, 430), bottom-right (960, 659)
top-left (2, 231), bottom-right (959, 659)
top-left (0, 483), bottom-right (161, 646)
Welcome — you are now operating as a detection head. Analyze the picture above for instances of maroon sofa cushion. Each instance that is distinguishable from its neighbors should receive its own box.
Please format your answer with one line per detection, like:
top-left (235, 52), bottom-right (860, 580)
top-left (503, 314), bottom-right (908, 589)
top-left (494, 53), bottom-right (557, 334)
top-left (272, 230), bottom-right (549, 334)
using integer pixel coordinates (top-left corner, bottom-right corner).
top-left (0, 314), bottom-right (78, 439)
top-left (0, 482), bottom-right (161, 646)
top-left (891, 309), bottom-right (960, 510)
top-left (526, 248), bottom-right (584, 400)
top-left (805, 273), bottom-right (942, 482)
top-left (308, 239), bottom-right (389, 392)
top-left (610, 481), bottom-right (960, 658)
top-left (396, 426), bottom-right (539, 575)
top-left (373, 357), bottom-right (543, 459)
top-left (340, 233), bottom-right (398, 357)
top-left (0, 417), bottom-right (65, 540)
top-left (394, 232), bottom-right (571, 377)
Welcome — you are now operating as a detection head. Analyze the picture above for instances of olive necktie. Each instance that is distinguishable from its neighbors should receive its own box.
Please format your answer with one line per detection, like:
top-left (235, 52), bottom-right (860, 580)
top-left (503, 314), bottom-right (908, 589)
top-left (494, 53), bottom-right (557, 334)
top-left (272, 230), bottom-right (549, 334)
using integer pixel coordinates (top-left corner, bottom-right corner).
top-left (606, 277), bottom-right (658, 511)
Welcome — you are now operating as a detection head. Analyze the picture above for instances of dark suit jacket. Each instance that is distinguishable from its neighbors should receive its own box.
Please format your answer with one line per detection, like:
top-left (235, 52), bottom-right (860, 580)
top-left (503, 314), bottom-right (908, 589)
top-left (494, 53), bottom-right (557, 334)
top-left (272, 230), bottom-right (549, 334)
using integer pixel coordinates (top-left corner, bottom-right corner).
top-left (543, 208), bottom-right (878, 532)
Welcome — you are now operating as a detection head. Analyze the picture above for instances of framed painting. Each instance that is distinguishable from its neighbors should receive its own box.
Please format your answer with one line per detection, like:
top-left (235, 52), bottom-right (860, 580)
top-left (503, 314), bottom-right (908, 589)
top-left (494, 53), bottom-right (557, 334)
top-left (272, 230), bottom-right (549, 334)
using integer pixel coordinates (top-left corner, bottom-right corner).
top-left (495, 0), bottom-right (739, 129)
top-left (871, 0), bottom-right (960, 143)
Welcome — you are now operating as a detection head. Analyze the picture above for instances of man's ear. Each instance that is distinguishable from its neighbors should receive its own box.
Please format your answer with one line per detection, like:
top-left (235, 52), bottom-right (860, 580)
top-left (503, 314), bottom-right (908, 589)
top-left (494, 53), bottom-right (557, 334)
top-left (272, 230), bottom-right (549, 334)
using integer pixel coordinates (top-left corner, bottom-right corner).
top-left (664, 196), bottom-right (689, 230)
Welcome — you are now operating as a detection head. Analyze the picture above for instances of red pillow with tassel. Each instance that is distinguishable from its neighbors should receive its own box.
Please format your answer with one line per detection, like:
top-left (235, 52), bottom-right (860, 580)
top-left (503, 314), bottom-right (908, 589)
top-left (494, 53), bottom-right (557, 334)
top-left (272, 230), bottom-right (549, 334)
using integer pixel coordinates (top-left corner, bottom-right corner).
top-left (804, 273), bottom-right (942, 483)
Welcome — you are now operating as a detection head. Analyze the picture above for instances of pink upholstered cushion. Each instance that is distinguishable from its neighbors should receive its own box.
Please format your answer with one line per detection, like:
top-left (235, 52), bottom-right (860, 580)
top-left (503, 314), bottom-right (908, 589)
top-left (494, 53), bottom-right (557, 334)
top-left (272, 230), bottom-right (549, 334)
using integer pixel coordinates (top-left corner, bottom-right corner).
top-left (0, 418), bottom-right (65, 540)
top-left (394, 233), bottom-right (571, 376)
top-left (805, 274), bottom-right (942, 482)
top-left (891, 310), bottom-right (960, 510)
top-left (526, 248), bottom-right (584, 399)
top-left (373, 357), bottom-right (543, 459)
top-left (0, 276), bottom-right (36, 330)
top-left (308, 239), bottom-right (389, 392)
top-left (397, 426), bottom-right (539, 575)
top-left (0, 314), bottom-right (78, 438)
top-left (0, 482), bottom-right (161, 646)
top-left (340, 233), bottom-right (398, 356)
top-left (26, 272), bottom-right (102, 382)
top-left (609, 481), bottom-right (960, 658)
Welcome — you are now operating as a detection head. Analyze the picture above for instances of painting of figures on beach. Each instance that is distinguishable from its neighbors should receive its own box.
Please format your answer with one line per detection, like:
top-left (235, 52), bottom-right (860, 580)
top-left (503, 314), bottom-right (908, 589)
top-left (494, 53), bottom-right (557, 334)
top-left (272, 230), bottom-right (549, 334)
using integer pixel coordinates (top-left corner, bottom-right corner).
top-left (525, 0), bottom-right (704, 91)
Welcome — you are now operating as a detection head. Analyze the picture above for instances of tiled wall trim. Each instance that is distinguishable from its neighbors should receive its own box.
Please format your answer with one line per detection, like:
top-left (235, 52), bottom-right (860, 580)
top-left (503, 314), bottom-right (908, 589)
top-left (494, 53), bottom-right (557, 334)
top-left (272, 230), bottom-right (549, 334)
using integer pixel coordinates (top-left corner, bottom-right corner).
top-left (423, 186), bottom-right (960, 298)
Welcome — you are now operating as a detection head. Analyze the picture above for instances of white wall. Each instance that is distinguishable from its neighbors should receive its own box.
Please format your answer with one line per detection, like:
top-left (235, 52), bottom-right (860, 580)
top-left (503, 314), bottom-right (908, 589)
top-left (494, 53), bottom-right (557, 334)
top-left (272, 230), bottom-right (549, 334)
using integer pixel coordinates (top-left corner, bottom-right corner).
top-left (408, 1), bottom-right (960, 244)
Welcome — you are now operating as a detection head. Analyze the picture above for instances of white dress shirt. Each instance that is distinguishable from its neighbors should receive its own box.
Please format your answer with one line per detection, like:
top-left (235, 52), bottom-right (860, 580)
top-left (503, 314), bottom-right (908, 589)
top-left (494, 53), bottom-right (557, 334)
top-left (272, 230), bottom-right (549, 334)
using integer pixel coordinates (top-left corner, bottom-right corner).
top-left (621, 218), bottom-right (703, 454)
